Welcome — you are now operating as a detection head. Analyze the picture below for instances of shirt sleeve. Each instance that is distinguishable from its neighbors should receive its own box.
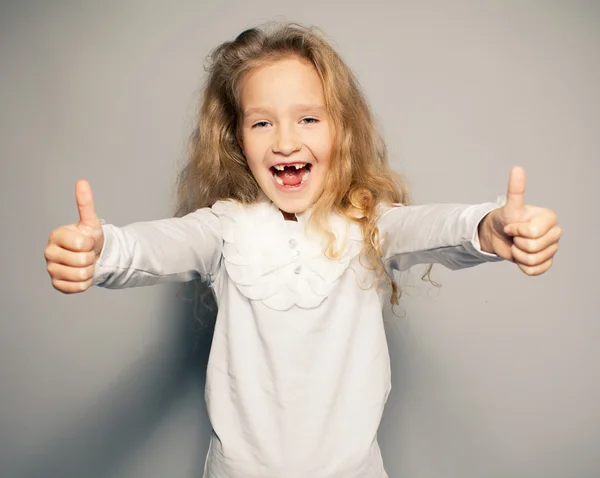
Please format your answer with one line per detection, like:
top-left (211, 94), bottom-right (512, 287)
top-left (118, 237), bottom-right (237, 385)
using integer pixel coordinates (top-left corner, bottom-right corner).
top-left (92, 207), bottom-right (222, 289)
top-left (378, 196), bottom-right (506, 274)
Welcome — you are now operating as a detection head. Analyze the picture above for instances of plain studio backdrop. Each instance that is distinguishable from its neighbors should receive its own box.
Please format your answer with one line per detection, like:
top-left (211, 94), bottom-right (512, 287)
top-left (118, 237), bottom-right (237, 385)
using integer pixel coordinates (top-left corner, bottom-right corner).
top-left (1, 1), bottom-right (598, 477)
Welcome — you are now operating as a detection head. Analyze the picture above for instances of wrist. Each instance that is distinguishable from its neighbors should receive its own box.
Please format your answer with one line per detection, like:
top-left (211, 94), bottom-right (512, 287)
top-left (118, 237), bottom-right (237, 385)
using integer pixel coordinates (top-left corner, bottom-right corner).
top-left (478, 212), bottom-right (495, 254)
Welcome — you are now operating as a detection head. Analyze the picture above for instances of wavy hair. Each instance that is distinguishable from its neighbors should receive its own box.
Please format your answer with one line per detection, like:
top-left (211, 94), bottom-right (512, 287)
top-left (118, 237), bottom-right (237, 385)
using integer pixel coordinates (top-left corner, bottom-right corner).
top-left (175, 22), bottom-right (413, 304)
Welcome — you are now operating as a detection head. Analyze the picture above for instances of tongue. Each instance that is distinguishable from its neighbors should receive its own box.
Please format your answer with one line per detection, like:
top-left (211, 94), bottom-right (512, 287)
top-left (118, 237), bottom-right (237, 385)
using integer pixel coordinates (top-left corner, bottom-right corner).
top-left (277, 166), bottom-right (304, 186)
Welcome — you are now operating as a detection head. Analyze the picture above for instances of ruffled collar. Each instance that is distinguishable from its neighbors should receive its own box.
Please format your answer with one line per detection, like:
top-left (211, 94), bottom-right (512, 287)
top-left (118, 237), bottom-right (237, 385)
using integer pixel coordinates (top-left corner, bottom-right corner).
top-left (211, 200), bottom-right (364, 311)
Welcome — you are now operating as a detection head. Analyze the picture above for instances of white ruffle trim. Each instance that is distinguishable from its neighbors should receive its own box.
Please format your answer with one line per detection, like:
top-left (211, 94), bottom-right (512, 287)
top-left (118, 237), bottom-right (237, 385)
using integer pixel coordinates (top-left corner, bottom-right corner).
top-left (211, 200), bottom-right (364, 310)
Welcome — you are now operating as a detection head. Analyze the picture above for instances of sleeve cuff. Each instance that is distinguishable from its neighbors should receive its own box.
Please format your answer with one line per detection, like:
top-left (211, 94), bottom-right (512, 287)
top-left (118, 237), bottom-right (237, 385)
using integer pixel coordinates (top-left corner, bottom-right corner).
top-left (92, 223), bottom-right (114, 286)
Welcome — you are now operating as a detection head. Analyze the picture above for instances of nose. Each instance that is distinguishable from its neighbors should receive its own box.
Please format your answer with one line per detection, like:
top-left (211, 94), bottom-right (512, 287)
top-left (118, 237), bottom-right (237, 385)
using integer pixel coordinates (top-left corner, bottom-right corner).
top-left (273, 125), bottom-right (301, 156)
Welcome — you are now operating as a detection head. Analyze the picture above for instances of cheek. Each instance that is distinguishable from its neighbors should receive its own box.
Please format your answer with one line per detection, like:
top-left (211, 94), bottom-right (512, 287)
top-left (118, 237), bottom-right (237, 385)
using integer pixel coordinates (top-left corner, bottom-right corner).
top-left (241, 136), bottom-right (263, 168)
top-left (316, 125), bottom-right (333, 162)
top-left (316, 136), bottom-right (332, 166)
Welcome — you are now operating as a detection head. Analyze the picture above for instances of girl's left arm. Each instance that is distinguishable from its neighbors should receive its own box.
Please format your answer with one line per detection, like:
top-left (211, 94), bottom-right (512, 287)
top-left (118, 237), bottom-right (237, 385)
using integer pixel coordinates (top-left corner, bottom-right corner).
top-left (379, 167), bottom-right (561, 276)
top-left (378, 199), bottom-right (506, 273)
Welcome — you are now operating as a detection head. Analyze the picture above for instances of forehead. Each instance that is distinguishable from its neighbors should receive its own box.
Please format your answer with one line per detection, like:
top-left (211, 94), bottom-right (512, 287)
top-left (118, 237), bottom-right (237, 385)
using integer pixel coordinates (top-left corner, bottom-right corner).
top-left (240, 57), bottom-right (325, 111)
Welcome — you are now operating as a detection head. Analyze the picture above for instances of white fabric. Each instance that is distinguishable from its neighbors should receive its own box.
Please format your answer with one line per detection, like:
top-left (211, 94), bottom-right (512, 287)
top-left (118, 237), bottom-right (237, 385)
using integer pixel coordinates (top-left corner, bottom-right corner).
top-left (93, 197), bottom-right (505, 478)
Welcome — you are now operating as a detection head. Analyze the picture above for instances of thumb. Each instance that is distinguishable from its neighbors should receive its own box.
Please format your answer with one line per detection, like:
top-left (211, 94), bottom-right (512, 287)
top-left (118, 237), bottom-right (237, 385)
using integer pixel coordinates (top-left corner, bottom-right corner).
top-left (503, 166), bottom-right (527, 220)
top-left (75, 179), bottom-right (101, 233)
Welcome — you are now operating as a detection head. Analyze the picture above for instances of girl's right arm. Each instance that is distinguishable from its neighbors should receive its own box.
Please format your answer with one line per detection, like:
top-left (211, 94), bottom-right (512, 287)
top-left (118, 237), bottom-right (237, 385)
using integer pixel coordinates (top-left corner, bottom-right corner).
top-left (93, 210), bottom-right (221, 289)
top-left (44, 180), bottom-right (222, 293)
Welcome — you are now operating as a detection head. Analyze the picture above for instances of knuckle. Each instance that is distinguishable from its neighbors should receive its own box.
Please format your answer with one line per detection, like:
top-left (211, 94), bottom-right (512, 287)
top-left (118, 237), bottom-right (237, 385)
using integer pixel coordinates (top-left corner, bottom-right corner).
top-left (87, 251), bottom-right (97, 265)
top-left (74, 235), bottom-right (85, 251)
top-left (520, 263), bottom-right (536, 275)
top-left (53, 226), bottom-right (68, 244)
top-left (525, 254), bottom-right (536, 266)
top-left (513, 237), bottom-right (525, 251)
top-left (52, 278), bottom-right (65, 292)
top-left (510, 244), bottom-right (520, 257)
top-left (79, 266), bottom-right (93, 281)
top-left (77, 253), bottom-right (88, 267)
top-left (81, 252), bottom-right (92, 266)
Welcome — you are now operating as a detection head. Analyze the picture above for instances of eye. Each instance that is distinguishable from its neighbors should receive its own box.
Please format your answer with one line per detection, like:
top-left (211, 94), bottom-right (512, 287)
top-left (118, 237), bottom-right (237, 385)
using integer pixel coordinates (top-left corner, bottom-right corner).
top-left (300, 117), bottom-right (319, 125)
top-left (251, 121), bottom-right (270, 128)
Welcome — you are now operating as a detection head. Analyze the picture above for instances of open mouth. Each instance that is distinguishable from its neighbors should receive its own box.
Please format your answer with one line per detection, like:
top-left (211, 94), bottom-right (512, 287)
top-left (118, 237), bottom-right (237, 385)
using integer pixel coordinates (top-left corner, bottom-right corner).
top-left (269, 162), bottom-right (312, 188)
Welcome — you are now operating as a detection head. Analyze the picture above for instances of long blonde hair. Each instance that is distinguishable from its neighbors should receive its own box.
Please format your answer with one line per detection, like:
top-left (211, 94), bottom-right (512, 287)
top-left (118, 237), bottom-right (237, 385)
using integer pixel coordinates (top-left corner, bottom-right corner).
top-left (175, 22), bottom-right (412, 304)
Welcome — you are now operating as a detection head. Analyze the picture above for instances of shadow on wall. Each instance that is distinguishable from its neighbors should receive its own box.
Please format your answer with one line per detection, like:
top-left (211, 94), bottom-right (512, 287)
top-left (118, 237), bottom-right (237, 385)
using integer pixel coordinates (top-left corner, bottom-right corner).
top-left (18, 280), bottom-right (217, 478)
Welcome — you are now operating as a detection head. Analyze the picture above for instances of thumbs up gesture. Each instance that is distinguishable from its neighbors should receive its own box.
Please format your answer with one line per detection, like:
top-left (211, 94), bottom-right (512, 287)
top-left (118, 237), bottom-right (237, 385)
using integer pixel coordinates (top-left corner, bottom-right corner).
top-left (478, 167), bottom-right (562, 275)
top-left (44, 180), bottom-right (105, 293)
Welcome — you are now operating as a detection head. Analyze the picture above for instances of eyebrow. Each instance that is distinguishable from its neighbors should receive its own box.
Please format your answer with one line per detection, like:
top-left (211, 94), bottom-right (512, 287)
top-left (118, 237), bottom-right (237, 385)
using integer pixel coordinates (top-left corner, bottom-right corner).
top-left (243, 104), bottom-right (326, 117)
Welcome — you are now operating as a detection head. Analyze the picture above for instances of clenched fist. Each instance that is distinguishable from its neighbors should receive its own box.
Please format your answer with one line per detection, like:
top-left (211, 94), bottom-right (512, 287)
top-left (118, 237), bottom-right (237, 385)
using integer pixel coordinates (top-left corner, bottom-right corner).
top-left (44, 180), bottom-right (105, 293)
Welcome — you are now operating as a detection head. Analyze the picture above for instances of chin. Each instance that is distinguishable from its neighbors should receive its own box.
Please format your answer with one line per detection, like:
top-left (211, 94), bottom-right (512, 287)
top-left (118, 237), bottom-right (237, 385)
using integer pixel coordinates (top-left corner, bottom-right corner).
top-left (270, 195), bottom-right (313, 215)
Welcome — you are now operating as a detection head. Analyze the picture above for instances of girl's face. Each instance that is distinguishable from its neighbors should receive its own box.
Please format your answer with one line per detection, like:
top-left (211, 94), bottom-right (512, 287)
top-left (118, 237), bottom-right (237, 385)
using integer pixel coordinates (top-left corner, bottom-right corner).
top-left (239, 57), bottom-right (332, 215)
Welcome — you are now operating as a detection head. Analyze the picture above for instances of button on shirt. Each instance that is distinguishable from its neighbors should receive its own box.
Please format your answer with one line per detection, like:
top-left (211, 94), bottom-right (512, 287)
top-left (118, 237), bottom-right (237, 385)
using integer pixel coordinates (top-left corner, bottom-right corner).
top-left (92, 197), bottom-right (505, 478)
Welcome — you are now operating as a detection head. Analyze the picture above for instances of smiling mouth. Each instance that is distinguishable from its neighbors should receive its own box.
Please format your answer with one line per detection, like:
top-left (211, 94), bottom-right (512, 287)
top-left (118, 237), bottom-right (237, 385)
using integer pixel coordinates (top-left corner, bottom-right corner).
top-left (270, 162), bottom-right (312, 187)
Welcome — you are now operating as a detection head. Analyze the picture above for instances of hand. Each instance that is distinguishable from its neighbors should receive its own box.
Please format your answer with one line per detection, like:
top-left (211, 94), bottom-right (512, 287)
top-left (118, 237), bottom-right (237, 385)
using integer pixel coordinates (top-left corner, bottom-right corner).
top-left (44, 180), bottom-right (105, 293)
top-left (479, 167), bottom-right (562, 276)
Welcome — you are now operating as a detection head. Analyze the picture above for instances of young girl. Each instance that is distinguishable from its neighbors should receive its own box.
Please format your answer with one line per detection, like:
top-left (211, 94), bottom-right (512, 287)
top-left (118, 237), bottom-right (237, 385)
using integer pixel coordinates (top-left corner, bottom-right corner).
top-left (44, 23), bottom-right (561, 478)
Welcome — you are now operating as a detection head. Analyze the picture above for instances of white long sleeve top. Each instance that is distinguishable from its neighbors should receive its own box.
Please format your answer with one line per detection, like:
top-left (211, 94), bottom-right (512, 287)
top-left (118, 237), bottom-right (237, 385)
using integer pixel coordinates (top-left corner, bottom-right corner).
top-left (92, 198), bottom-right (504, 478)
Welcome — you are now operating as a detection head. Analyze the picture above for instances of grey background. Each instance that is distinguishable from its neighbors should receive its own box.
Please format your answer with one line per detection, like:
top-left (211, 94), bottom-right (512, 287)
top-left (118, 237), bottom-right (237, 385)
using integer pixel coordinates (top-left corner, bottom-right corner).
top-left (1, 1), bottom-right (599, 477)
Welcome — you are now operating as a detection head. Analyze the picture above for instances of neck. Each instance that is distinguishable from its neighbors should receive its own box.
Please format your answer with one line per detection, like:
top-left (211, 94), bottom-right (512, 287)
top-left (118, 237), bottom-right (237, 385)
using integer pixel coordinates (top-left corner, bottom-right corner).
top-left (280, 210), bottom-right (297, 222)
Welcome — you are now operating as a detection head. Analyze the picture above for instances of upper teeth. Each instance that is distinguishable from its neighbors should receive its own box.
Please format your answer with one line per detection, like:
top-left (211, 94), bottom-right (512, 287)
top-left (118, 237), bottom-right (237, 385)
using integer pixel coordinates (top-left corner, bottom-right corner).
top-left (273, 163), bottom-right (306, 171)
